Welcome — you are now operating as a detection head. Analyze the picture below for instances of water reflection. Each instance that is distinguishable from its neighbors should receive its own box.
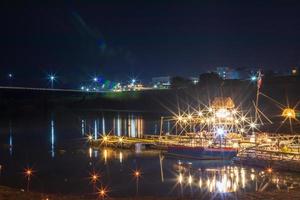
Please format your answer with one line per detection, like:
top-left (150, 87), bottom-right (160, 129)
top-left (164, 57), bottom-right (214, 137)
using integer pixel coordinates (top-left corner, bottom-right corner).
top-left (174, 164), bottom-right (300, 193)
top-left (82, 114), bottom-right (144, 138)
top-left (9, 121), bottom-right (13, 156)
top-left (50, 119), bottom-right (55, 158)
top-left (81, 120), bottom-right (85, 136)
top-left (94, 120), bottom-right (98, 140)
top-left (85, 147), bottom-right (300, 195)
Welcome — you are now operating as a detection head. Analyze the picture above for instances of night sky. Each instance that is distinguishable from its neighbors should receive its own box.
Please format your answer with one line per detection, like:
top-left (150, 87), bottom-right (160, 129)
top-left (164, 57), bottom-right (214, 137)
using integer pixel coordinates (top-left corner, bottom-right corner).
top-left (1, 0), bottom-right (300, 87)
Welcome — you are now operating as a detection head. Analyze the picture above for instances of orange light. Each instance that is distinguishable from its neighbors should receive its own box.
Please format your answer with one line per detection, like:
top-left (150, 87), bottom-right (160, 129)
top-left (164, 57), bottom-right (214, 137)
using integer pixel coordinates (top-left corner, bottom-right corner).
top-left (267, 168), bottom-right (272, 173)
top-left (24, 168), bottom-right (33, 177)
top-left (98, 188), bottom-right (107, 198)
top-left (282, 108), bottom-right (296, 119)
top-left (89, 171), bottom-right (99, 183)
top-left (134, 170), bottom-right (141, 178)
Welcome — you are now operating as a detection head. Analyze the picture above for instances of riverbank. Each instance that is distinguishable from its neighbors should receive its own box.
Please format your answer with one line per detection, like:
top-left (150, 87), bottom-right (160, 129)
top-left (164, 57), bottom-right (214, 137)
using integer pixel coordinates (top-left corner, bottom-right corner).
top-left (1, 185), bottom-right (300, 200)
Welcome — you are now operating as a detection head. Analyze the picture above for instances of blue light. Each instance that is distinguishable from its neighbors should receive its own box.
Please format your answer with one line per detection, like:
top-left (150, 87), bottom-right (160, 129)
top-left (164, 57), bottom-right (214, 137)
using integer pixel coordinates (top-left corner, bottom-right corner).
top-left (8, 73), bottom-right (13, 78)
top-left (93, 77), bottom-right (98, 82)
top-left (132, 79), bottom-right (136, 84)
top-left (217, 128), bottom-right (225, 135)
top-left (250, 76), bottom-right (257, 81)
top-left (81, 86), bottom-right (85, 90)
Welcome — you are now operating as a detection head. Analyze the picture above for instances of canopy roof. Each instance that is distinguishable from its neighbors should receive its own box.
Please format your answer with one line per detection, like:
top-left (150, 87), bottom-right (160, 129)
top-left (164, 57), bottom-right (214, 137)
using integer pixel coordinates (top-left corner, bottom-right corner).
top-left (211, 97), bottom-right (235, 109)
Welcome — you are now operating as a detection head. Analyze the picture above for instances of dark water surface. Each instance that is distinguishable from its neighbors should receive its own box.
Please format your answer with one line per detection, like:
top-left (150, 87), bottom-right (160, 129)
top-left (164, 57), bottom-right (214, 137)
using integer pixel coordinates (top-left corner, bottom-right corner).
top-left (0, 111), bottom-right (300, 198)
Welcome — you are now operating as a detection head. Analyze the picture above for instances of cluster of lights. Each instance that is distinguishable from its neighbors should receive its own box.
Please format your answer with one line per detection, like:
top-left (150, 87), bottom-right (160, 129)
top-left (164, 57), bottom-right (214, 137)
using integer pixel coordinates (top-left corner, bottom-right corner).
top-left (176, 166), bottom-right (279, 193)
top-left (175, 106), bottom-right (252, 136)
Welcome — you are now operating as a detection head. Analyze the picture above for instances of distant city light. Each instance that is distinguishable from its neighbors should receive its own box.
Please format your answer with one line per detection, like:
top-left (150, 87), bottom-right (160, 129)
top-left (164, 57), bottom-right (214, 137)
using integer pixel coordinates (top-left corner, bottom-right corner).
top-left (8, 73), bottom-right (13, 78)
top-left (81, 86), bottom-right (85, 90)
top-left (49, 75), bottom-right (55, 81)
top-left (132, 79), bottom-right (136, 84)
top-left (93, 77), bottom-right (98, 82)
top-left (250, 76), bottom-right (257, 81)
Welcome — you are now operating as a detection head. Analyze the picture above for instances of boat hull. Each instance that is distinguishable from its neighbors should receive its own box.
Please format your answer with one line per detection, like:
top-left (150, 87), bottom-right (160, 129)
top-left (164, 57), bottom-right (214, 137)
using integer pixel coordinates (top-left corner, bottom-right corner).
top-left (167, 146), bottom-right (237, 160)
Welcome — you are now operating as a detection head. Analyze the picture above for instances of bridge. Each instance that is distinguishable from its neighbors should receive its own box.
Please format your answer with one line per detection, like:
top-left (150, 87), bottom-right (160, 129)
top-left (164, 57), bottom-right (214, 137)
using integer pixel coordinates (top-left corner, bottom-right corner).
top-left (0, 86), bottom-right (106, 93)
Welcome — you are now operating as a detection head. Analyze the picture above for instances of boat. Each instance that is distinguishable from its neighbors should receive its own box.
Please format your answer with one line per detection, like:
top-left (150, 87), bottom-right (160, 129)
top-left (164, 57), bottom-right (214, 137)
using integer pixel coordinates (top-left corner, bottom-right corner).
top-left (167, 145), bottom-right (238, 160)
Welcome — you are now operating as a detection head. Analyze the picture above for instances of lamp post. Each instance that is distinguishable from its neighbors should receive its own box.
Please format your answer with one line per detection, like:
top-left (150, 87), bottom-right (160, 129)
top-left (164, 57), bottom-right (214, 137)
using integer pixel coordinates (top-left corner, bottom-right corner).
top-left (133, 170), bottom-right (141, 196)
top-left (24, 168), bottom-right (33, 192)
top-left (48, 75), bottom-right (56, 89)
top-left (8, 73), bottom-right (13, 86)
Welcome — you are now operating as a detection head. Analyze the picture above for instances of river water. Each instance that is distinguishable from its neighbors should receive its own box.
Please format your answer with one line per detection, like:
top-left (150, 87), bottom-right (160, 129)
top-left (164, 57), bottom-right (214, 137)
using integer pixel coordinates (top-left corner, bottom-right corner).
top-left (0, 111), bottom-right (299, 198)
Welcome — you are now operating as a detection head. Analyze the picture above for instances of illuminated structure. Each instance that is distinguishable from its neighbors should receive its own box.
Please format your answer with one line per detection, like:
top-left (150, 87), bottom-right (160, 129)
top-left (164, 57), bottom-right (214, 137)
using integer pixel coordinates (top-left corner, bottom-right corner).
top-left (160, 97), bottom-right (252, 148)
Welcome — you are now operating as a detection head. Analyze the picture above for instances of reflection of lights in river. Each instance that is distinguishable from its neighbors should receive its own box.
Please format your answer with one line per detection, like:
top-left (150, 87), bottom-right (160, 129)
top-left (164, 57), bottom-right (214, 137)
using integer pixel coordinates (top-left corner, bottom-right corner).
top-left (51, 120), bottom-right (55, 158)
top-left (188, 174), bottom-right (192, 185)
top-left (178, 173), bottom-right (183, 184)
top-left (172, 166), bottom-right (291, 193)
top-left (103, 149), bottom-right (108, 164)
top-left (89, 147), bottom-right (92, 158)
top-left (119, 152), bottom-right (123, 163)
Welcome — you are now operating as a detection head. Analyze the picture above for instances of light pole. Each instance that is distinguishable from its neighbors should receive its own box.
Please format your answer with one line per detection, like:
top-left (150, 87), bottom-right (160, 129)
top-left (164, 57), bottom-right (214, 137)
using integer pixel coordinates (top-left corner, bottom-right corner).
top-left (133, 170), bottom-right (141, 196)
top-left (24, 168), bottom-right (33, 192)
top-left (8, 73), bottom-right (13, 86)
top-left (49, 75), bottom-right (56, 89)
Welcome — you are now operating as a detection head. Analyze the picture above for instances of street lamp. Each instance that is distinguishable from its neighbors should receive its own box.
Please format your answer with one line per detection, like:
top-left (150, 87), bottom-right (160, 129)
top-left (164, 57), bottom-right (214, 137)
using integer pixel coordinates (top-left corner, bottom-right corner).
top-left (48, 75), bottom-right (56, 88)
top-left (8, 73), bottom-right (13, 86)
top-left (133, 170), bottom-right (141, 196)
top-left (24, 167), bottom-right (34, 192)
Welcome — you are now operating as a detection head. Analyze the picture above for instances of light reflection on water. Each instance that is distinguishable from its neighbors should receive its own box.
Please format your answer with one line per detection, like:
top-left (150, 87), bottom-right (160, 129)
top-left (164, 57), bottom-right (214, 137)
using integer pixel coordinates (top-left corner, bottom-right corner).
top-left (81, 114), bottom-right (146, 139)
top-left (87, 147), bottom-right (300, 195)
top-left (1, 113), bottom-right (300, 197)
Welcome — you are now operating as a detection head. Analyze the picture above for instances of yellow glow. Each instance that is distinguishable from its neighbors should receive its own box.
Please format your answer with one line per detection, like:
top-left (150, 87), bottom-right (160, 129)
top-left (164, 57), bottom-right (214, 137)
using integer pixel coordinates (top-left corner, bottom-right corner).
top-left (188, 175), bottom-right (193, 184)
top-left (25, 169), bottom-right (32, 176)
top-left (89, 147), bottom-right (92, 158)
top-left (88, 135), bottom-right (93, 140)
top-left (282, 108), bottom-right (296, 119)
top-left (91, 173), bottom-right (99, 182)
top-left (250, 123), bottom-right (256, 128)
top-left (178, 173), bottom-right (183, 184)
top-left (118, 137), bottom-right (123, 143)
top-left (103, 136), bottom-right (108, 141)
top-left (267, 168), bottom-right (272, 173)
top-left (187, 115), bottom-right (192, 120)
top-left (216, 108), bottom-right (230, 118)
top-left (199, 178), bottom-right (202, 188)
top-left (134, 170), bottom-right (141, 178)
top-left (98, 188), bottom-right (107, 197)
top-left (119, 152), bottom-right (123, 163)
top-left (233, 143), bottom-right (239, 148)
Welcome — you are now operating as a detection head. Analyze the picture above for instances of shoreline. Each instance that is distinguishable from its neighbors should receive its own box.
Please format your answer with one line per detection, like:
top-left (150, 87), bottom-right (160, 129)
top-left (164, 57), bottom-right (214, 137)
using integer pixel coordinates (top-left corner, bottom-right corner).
top-left (1, 185), bottom-right (300, 200)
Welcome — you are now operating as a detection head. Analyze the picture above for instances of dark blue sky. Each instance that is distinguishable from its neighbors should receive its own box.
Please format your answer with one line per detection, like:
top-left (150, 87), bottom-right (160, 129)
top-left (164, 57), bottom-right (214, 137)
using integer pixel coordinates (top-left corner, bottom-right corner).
top-left (1, 0), bottom-right (300, 87)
